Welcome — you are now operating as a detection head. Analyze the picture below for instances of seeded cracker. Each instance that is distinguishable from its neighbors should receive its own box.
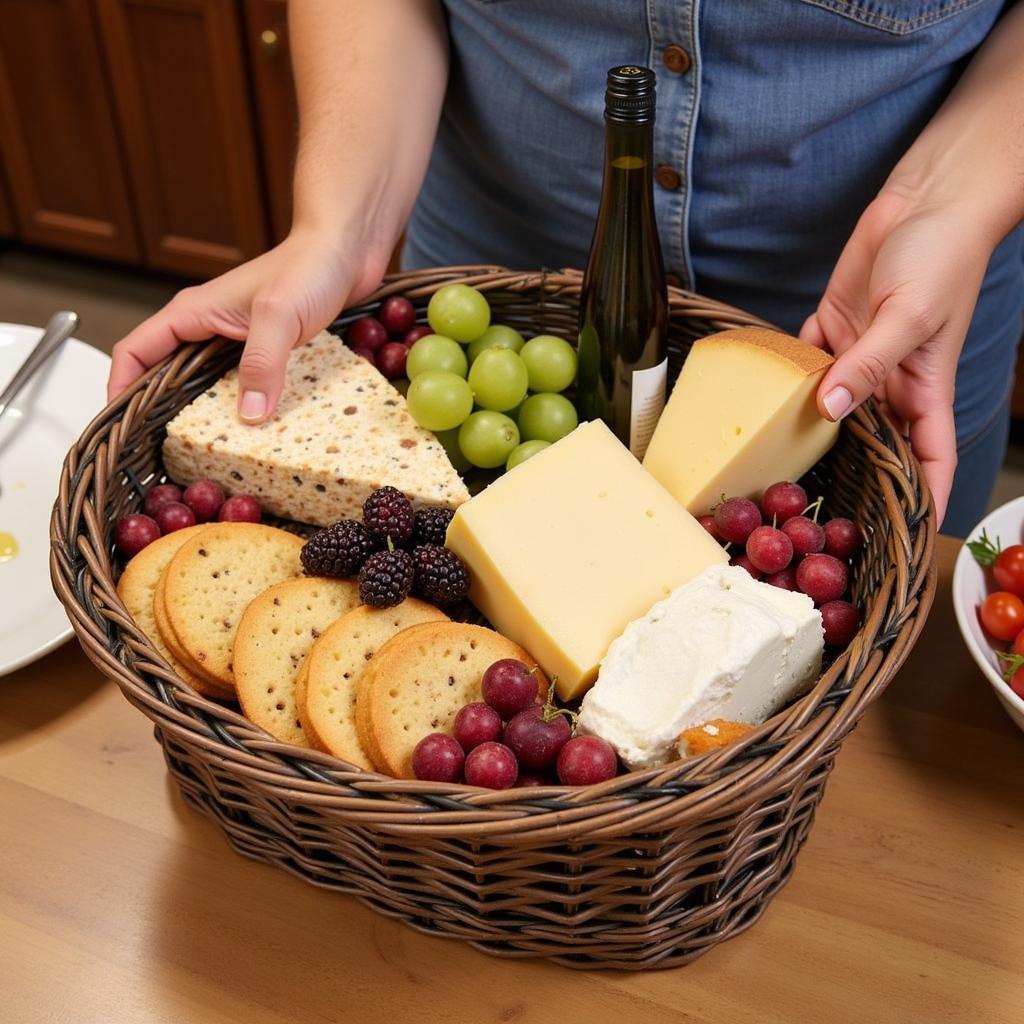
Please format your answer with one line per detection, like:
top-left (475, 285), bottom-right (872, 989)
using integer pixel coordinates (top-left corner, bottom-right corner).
top-left (162, 332), bottom-right (469, 526)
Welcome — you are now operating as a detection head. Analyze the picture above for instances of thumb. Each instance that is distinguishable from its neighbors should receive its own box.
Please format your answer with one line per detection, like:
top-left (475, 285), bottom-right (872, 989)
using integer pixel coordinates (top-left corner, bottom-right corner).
top-left (816, 298), bottom-right (933, 421)
top-left (236, 293), bottom-right (304, 424)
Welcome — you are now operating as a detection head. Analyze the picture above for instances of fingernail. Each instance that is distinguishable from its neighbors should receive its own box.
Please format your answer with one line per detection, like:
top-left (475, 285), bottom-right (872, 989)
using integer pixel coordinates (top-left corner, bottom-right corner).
top-left (822, 386), bottom-right (853, 422)
top-left (239, 390), bottom-right (267, 422)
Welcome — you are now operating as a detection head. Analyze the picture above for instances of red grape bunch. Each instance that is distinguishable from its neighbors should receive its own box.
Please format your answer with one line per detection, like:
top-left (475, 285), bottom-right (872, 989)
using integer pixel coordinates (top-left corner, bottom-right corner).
top-left (700, 480), bottom-right (865, 648)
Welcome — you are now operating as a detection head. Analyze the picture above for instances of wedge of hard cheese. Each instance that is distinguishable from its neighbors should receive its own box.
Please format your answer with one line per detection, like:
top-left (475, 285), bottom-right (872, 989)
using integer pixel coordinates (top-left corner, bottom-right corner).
top-left (162, 332), bottom-right (469, 525)
top-left (578, 564), bottom-right (823, 769)
top-left (446, 420), bottom-right (728, 701)
top-left (643, 328), bottom-right (839, 514)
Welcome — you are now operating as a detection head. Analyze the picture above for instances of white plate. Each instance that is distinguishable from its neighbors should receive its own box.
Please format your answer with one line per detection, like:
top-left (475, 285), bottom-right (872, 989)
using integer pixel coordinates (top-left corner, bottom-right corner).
top-left (952, 495), bottom-right (1024, 735)
top-left (0, 323), bottom-right (110, 676)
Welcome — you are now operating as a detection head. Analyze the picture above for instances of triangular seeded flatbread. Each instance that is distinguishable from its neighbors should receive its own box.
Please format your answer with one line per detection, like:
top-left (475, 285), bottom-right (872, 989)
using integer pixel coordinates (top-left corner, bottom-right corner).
top-left (162, 331), bottom-right (469, 525)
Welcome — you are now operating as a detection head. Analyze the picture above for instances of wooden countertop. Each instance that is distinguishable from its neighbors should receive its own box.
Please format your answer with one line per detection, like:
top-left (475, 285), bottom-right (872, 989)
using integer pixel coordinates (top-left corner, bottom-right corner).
top-left (2, 536), bottom-right (1022, 1023)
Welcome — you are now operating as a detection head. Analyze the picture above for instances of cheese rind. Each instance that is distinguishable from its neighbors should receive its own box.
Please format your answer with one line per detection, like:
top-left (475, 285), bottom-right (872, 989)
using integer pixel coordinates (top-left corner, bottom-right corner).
top-left (445, 421), bottom-right (728, 700)
top-left (643, 328), bottom-right (839, 513)
top-left (578, 564), bottom-right (823, 768)
top-left (162, 331), bottom-right (469, 526)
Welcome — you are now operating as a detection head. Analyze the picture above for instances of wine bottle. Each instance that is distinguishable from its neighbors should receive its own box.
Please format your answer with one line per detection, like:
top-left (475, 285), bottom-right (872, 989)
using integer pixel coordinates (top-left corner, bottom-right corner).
top-left (577, 65), bottom-right (668, 459)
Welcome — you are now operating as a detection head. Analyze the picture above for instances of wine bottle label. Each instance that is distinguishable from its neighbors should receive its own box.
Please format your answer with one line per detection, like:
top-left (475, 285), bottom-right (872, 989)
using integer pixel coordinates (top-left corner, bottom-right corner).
top-left (629, 358), bottom-right (667, 459)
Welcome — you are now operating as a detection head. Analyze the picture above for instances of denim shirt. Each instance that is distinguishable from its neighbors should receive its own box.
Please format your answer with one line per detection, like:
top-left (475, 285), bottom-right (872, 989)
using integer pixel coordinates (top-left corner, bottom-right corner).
top-left (405, 0), bottom-right (1024, 529)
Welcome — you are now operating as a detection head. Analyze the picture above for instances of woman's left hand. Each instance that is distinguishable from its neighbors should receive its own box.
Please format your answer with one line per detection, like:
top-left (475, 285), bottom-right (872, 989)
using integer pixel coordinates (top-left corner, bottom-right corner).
top-left (800, 185), bottom-right (991, 526)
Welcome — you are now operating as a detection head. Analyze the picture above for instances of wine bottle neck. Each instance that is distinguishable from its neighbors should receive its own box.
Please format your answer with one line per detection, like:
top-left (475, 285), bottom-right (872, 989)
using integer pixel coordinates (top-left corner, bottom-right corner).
top-left (599, 120), bottom-right (656, 217)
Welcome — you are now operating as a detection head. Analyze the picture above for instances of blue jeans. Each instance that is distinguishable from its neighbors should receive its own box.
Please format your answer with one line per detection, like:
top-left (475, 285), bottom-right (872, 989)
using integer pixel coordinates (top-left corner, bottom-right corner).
top-left (405, 0), bottom-right (1024, 533)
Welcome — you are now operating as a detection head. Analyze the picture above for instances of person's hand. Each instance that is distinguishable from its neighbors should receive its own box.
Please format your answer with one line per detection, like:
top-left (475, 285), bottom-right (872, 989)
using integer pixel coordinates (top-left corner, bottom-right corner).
top-left (800, 186), bottom-right (992, 525)
top-left (108, 229), bottom-right (387, 422)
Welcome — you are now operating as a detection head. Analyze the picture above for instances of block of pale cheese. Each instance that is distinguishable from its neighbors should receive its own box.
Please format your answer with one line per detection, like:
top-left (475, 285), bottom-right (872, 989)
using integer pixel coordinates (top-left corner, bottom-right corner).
top-left (643, 328), bottom-right (839, 514)
top-left (445, 420), bottom-right (728, 700)
top-left (162, 331), bottom-right (469, 526)
top-left (577, 564), bottom-right (823, 769)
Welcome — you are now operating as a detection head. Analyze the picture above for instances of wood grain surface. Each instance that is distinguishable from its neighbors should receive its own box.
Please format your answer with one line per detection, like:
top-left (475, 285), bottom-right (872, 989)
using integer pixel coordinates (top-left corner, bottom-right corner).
top-left (1, 537), bottom-right (1021, 1024)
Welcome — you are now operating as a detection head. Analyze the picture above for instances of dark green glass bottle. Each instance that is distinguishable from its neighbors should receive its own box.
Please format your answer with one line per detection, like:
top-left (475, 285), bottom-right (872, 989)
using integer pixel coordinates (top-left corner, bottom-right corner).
top-left (577, 65), bottom-right (668, 459)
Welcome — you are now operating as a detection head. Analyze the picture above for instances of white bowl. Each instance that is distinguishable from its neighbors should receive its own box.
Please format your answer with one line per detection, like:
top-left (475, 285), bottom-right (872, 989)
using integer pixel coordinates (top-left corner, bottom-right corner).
top-left (952, 495), bottom-right (1024, 734)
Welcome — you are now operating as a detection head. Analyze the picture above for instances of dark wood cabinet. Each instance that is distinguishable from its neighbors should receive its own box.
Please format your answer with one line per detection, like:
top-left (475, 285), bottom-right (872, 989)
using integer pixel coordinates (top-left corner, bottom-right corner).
top-left (95, 0), bottom-right (269, 276)
top-left (0, 0), bottom-right (139, 260)
top-left (243, 0), bottom-right (296, 243)
top-left (0, 166), bottom-right (13, 239)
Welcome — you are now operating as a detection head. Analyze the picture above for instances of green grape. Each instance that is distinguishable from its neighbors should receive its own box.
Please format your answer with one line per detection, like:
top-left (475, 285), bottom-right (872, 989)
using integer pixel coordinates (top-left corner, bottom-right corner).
top-left (427, 284), bottom-right (491, 343)
top-left (520, 335), bottom-right (578, 393)
top-left (458, 411), bottom-right (520, 469)
top-left (434, 427), bottom-right (473, 474)
top-left (467, 349), bottom-right (529, 412)
top-left (467, 324), bottom-right (525, 363)
top-left (517, 393), bottom-right (578, 444)
top-left (406, 371), bottom-right (474, 432)
top-left (506, 439), bottom-right (550, 471)
top-left (406, 334), bottom-right (468, 379)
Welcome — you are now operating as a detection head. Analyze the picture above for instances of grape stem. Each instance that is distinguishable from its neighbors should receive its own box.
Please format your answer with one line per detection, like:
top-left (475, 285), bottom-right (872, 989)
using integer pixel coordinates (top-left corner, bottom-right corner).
top-left (540, 679), bottom-right (579, 733)
top-left (803, 496), bottom-right (825, 523)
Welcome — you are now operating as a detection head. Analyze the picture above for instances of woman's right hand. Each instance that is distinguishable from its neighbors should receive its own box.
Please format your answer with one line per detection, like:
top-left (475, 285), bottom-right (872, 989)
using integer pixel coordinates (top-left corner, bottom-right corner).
top-left (108, 228), bottom-right (388, 423)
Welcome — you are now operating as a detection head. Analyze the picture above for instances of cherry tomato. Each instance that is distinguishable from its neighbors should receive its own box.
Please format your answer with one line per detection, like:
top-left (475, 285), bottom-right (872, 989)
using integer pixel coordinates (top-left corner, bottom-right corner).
top-left (994, 544), bottom-right (1024, 597)
top-left (1012, 629), bottom-right (1024, 657)
top-left (1009, 664), bottom-right (1024, 701)
top-left (979, 591), bottom-right (1024, 641)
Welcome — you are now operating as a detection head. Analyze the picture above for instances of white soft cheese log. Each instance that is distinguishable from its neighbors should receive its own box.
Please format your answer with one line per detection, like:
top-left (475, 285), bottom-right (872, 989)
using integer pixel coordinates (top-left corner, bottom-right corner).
top-left (643, 328), bottom-right (840, 514)
top-left (578, 564), bottom-right (823, 769)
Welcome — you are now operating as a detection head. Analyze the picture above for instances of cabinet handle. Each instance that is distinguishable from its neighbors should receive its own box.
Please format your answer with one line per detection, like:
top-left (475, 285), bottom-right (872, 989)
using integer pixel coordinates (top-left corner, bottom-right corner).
top-left (260, 28), bottom-right (281, 55)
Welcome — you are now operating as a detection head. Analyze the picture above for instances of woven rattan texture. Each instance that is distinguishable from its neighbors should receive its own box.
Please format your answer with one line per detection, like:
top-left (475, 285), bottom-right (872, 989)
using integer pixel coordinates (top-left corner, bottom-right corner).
top-left (51, 267), bottom-right (936, 968)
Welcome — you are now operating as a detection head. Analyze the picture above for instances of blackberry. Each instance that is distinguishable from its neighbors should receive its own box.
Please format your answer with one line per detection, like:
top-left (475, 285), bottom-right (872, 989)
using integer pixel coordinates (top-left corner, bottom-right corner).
top-left (411, 505), bottom-right (455, 547)
top-left (412, 544), bottom-right (470, 606)
top-left (301, 519), bottom-right (376, 577)
top-left (359, 546), bottom-right (415, 607)
top-left (363, 486), bottom-right (415, 546)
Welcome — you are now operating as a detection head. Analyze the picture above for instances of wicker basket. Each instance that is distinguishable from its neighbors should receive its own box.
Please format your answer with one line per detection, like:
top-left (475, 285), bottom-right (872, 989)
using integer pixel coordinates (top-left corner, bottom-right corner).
top-left (50, 266), bottom-right (936, 970)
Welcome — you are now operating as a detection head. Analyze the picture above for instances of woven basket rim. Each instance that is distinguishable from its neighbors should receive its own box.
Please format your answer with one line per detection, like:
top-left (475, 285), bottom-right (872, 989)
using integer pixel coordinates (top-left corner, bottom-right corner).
top-left (50, 266), bottom-right (937, 842)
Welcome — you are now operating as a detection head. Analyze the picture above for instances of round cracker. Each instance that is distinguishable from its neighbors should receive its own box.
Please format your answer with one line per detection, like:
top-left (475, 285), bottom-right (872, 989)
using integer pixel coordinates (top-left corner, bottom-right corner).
top-left (233, 576), bottom-right (361, 746)
top-left (306, 599), bottom-right (448, 770)
top-left (357, 622), bottom-right (546, 779)
top-left (163, 524), bottom-right (304, 687)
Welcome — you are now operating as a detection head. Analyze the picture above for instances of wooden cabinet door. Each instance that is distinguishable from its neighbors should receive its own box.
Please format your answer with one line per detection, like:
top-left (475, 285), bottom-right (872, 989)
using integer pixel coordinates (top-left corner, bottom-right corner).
top-left (243, 0), bottom-right (295, 243)
top-left (0, 0), bottom-right (139, 259)
top-left (95, 0), bottom-right (269, 277)
top-left (0, 167), bottom-right (14, 239)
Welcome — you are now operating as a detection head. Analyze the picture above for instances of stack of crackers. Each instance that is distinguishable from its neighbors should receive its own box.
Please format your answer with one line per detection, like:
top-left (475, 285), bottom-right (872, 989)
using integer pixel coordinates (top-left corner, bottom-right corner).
top-left (117, 521), bottom-right (539, 779)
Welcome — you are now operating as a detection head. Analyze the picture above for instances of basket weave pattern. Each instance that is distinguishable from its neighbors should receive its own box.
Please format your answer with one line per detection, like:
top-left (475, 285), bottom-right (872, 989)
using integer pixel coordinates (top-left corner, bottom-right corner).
top-left (51, 267), bottom-right (936, 969)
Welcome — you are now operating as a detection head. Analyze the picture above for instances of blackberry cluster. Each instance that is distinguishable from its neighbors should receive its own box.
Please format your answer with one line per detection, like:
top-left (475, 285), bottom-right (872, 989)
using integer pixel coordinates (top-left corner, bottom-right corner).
top-left (359, 547), bottom-right (415, 608)
top-left (300, 519), bottom-right (375, 577)
top-left (412, 545), bottom-right (470, 606)
top-left (362, 486), bottom-right (415, 546)
top-left (411, 505), bottom-right (455, 547)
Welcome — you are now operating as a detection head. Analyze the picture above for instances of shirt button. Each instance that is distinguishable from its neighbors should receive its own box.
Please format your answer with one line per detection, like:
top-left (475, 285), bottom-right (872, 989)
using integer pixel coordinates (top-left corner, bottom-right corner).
top-left (666, 272), bottom-right (684, 289)
top-left (662, 45), bottom-right (691, 74)
top-left (655, 165), bottom-right (682, 191)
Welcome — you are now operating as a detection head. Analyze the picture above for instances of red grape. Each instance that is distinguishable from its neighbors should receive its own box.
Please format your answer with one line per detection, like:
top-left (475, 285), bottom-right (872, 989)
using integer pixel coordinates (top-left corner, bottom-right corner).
top-left (411, 732), bottom-right (465, 783)
top-left (155, 500), bottom-right (196, 534)
top-left (347, 316), bottom-right (388, 353)
top-left (761, 481), bottom-right (807, 523)
top-left (183, 479), bottom-right (225, 522)
top-left (351, 346), bottom-right (377, 366)
top-left (824, 518), bottom-right (864, 561)
top-left (402, 325), bottom-right (433, 347)
top-left (502, 705), bottom-right (571, 770)
top-left (515, 770), bottom-right (553, 787)
top-left (731, 554), bottom-right (763, 580)
top-left (782, 515), bottom-right (825, 556)
top-left (796, 554), bottom-right (849, 604)
top-left (379, 296), bottom-right (416, 336)
top-left (765, 566), bottom-right (798, 591)
top-left (746, 525), bottom-right (793, 574)
top-left (464, 741), bottom-right (518, 789)
top-left (376, 342), bottom-right (409, 379)
top-left (114, 514), bottom-right (161, 557)
top-left (143, 483), bottom-right (182, 518)
top-left (556, 736), bottom-right (618, 786)
top-left (820, 599), bottom-right (861, 647)
top-left (218, 494), bottom-right (261, 523)
top-left (698, 514), bottom-right (720, 540)
top-left (481, 659), bottom-right (538, 720)
top-left (714, 497), bottom-right (761, 544)
top-left (452, 702), bottom-right (502, 752)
